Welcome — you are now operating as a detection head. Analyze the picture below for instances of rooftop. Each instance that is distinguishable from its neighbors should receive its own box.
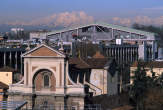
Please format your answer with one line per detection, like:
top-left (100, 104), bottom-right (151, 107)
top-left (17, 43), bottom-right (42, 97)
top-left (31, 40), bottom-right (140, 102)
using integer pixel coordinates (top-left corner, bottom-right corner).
top-left (69, 58), bottom-right (90, 69)
top-left (69, 51), bottom-right (110, 69)
top-left (0, 82), bottom-right (8, 89)
top-left (47, 22), bottom-right (155, 38)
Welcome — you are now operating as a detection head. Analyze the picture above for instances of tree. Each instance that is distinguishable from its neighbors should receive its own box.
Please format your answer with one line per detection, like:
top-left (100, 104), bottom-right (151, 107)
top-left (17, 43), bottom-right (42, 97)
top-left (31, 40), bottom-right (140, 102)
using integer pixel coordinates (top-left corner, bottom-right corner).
top-left (130, 61), bottom-right (148, 110)
top-left (144, 87), bottom-right (163, 110)
top-left (146, 67), bottom-right (158, 88)
top-left (130, 61), bottom-right (163, 110)
top-left (157, 72), bottom-right (163, 87)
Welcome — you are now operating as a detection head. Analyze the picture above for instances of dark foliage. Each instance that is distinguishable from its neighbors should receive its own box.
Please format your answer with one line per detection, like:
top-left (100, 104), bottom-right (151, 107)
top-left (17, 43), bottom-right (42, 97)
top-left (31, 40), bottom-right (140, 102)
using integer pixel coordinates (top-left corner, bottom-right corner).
top-left (130, 60), bottom-right (163, 110)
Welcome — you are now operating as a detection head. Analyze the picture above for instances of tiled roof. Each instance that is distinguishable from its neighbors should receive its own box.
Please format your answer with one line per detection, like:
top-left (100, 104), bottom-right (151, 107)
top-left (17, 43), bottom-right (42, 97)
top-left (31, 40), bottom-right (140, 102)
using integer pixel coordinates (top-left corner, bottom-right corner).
top-left (131, 61), bottom-right (163, 68)
top-left (69, 58), bottom-right (90, 69)
top-left (84, 58), bottom-right (109, 69)
top-left (69, 51), bottom-right (110, 69)
top-left (93, 51), bottom-right (105, 58)
top-left (0, 82), bottom-right (9, 89)
top-left (22, 44), bottom-right (65, 57)
top-left (69, 57), bottom-right (110, 69)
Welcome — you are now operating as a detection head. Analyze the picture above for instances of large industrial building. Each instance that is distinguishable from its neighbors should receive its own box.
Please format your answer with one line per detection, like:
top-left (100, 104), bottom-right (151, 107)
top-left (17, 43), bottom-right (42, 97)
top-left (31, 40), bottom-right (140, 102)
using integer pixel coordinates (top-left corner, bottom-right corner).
top-left (47, 22), bottom-right (156, 43)
top-left (47, 22), bottom-right (158, 62)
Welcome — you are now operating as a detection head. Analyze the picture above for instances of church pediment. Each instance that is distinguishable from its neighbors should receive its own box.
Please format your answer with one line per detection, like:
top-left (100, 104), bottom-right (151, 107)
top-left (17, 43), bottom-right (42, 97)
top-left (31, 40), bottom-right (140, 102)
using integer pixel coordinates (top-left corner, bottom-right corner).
top-left (22, 44), bottom-right (65, 58)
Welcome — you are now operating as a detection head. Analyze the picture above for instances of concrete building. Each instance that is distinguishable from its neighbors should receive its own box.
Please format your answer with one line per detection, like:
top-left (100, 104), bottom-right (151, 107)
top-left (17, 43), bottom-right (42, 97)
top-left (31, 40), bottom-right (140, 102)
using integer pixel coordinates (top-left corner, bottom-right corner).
top-left (0, 67), bottom-right (13, 85)
top-left (0, 48), bottom-right (25, 71)
top-left (0, 82), bottom-right (8, 101)
top-left (47, 22), bottom-right (158, 62)
top-left (69, 52), bottom-right (118, 96)
top-left (157, 48), bottom-right (163, 60)
top-left (47, 22), bottom-right (156, 44)
top-left (102, 43), bottom-right (153, 64)
top-left (29, 30), bottom-right (49, 40)
top-left (8, 44), bottom-right (85, 109)
top-left (11, 28), bottom-right (24, 34)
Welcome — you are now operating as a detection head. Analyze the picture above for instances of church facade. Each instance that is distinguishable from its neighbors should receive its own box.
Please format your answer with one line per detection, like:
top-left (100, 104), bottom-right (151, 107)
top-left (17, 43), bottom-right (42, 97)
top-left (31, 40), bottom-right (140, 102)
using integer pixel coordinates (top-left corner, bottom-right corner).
top-left (8, 44), bottom-right (85, 109)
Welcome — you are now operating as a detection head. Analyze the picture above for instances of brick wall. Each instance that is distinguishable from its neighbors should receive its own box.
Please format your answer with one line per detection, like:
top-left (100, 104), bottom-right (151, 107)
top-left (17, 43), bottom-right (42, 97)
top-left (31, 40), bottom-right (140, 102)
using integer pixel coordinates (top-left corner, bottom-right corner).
top-left (34, 71), bottom-right (56, 91)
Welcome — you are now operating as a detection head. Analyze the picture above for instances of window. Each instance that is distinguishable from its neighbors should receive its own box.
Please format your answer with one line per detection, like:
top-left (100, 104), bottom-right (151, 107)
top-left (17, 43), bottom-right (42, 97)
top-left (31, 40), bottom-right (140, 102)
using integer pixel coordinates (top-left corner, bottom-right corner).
top-left (42, 101), bottom-right (48, 109)
top-left (71, 106), bottom-right (77, 110)
top-left (44, 75), bottom-right (50, 87)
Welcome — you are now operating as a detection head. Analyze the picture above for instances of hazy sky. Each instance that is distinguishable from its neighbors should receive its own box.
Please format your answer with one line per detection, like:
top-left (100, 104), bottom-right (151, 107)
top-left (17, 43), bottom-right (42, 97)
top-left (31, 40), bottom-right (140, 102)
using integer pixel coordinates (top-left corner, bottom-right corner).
top-left (0, 0), bottom-right (163, 26)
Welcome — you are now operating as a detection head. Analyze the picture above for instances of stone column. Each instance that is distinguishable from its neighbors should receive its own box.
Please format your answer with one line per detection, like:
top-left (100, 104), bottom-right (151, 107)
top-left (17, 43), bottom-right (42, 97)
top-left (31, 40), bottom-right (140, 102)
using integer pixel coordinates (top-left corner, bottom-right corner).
top-left (21, 52), bottom-right (23, 74)
top-left (10, 52), bottom-right (12, 66)
top-left (4, 52), bottom-right (6, 67)
top-left (115, 48), bottom-right (117, 60)
top-left (106, 48), bottom-right (108, 57)
top-left (77, 28), bottom-right (79, 36)
top-left (118, 48), bottom-right (119, 62)
top-left (122, 48), bottom-right (124, 63)
top-left (128, 48), bottom-right (130, 62)
top-left (133, 48), bottom-right (135, 61)
top-left (126, 48), bottom-right (128, 62)
top-left (150, 47), bottom-right (152, 59)
top-left (136, 47), bottom-right (138, 61)
top-left (112, 28), bottom-right (114, 39)
top-left (93, 25), bottom-right (96, 42)
top-left (15, 52), bottom-right (17, 70)
top-left (109, 48), bottom-right (111, 57)
top-left (131, 48), bottom-right (133, 62)
top-left (152, 41), bottom-right (157, 60)
top-left (118, 48), bottom-right (120, 64)
top-left (138, 41), bottom-right (147, 61)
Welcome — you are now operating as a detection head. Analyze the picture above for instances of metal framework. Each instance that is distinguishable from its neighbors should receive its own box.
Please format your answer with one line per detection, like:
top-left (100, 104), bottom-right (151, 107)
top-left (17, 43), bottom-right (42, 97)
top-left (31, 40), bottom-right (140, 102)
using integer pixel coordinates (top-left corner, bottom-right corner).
top-left (47, 22), bottom-right (156, 42)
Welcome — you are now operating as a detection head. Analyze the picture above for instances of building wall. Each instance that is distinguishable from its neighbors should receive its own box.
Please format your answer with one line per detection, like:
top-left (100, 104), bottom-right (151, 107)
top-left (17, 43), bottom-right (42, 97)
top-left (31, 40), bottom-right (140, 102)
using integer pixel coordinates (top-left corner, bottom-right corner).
top-left (90, 69), bottom-right (107, 95)
top-left (0, 89), bottom-right (3, 101)
top-left (0, 72), bottom-right (12, 85)
top-left (107, 72), bottom-right (118, 95)
top-left (30, 32), bottom-right (47, 40)
top-left (34, 70), bottom-right (56, 91)
top-left (8, 94), bottom-right (85, 109)
top-left (89, 68), bottom-right (119, 96)
top-left (104, 45), bottom-right (139, 64)
top-left (24, 57), bottom-right (64, 90)
top-left (0, 89), bottom-right (8, 102)
top-left (0, 49), bottom-right (25, 70)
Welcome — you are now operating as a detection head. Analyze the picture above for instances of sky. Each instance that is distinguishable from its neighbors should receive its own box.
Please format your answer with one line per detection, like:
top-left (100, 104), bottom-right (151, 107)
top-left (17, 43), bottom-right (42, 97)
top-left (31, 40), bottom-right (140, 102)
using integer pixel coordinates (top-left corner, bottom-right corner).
top-left (0, 0), bottom-right (163, 26)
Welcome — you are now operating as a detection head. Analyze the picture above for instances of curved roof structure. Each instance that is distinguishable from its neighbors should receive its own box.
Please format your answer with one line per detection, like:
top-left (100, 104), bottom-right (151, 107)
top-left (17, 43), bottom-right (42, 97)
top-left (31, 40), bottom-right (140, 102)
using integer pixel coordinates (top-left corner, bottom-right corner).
top-left (47, 22), bottom-right (156, 40)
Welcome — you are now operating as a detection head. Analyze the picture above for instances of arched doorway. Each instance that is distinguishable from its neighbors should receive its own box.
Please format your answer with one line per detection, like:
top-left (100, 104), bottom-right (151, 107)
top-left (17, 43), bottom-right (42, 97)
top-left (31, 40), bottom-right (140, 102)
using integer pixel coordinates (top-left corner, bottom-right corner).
top-left (32, 69), bottom-right (56, 92)
top-left (32, 69), bottom-right (56, 108)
